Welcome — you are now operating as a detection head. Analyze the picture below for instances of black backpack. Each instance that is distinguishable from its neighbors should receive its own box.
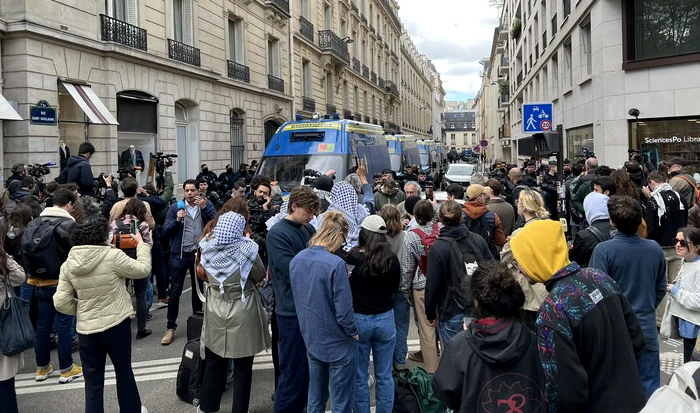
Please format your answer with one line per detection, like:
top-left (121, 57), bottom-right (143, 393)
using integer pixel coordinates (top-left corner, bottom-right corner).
top-left (463, 212), bottom-right (494, 248)
top-left (20, 217), bottom-right (71, 279)
top-left (439, 234), bottom-right (485, 312)
top-left (176, 338), bottom-right (207, 406)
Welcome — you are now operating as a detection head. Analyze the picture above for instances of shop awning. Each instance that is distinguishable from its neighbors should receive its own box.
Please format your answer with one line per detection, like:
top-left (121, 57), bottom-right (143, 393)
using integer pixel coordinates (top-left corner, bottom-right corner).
top-left (62, 83), bottom-right (118, 125)
top-left (0, 93), bottom-right (21, 121)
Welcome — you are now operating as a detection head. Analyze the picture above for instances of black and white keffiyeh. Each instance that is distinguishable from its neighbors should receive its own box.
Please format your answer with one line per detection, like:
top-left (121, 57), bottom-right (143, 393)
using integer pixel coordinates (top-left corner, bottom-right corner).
top-left (312, 181), bottom-right (369, 251)
top-left (199, 212), bottom-right (258, 300)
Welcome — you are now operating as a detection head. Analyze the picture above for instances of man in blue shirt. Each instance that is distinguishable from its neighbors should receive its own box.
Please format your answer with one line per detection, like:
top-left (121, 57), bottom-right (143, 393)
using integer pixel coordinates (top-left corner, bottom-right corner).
top-left (590, 195), bottom-right (666, 398)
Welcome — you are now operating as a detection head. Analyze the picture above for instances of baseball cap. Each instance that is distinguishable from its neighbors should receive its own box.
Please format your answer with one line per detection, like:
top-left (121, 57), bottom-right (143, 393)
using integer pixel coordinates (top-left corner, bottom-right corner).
top-left (466, 184), bottom-right (490, 201)
top-left (668, 157), bottom-right (687, 167)
top-left (361, 215), bottom-right (388, 234)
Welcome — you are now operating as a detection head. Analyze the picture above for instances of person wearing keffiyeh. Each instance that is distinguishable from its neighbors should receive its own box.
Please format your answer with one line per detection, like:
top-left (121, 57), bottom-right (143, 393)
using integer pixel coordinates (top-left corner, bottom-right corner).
top-left (197, 212), bottom-right (270, 413)
top-left (312, 181), bottom-right (370, 252)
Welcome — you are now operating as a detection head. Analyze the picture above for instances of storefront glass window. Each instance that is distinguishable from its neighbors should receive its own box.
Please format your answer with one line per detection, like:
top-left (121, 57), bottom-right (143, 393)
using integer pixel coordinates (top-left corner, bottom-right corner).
top-left (631, 117), bottom-right (700, 172)
top-left (566, 124), bottom-right (594, 162)
top-left (116, 92), bottom-right (158, 186)
top-left (58, 84), bottom-right (87, 160)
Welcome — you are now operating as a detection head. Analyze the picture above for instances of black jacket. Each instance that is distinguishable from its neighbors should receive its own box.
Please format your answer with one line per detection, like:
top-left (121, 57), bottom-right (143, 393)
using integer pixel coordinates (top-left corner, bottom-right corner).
top-left (569, 219), bottom-right (615, 267)
top-left (23, 213), bottom-right (76, 279)
top-left (57, 155), bottom-right (95, 196)
top-left (425, 225), bottom-right (493, 321)
top-left (572, 171), bottom-right (596, 215)
top-left (218, 171), bottom-right (238, 191)
top-left (646, 189), bottom-right (688, 248)
top-left (432, 319), bottom-right (547, 413)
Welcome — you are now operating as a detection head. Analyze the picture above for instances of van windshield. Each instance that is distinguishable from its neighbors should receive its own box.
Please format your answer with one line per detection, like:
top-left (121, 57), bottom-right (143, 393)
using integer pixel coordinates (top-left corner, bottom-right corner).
top-left (389, 154), bottom-right (402, 171)
top-left (258, 155), bottom-right (347, 192)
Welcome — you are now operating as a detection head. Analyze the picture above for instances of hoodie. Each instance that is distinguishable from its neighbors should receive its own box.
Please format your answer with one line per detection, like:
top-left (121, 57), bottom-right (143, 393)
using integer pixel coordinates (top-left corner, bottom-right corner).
top-left (569, 192), bottom-right (615, 267)
top-left (57, 155), bottom-right (95, 195)
top-left (432, 318), bottom-right (547, 413)
top-left (53, 243), bottom-right (151, 334)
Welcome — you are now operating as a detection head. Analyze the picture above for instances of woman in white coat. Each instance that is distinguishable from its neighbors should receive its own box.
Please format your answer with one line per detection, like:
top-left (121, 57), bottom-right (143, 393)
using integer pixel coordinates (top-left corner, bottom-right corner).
top-left (668, 226), bottom-right (700, 363)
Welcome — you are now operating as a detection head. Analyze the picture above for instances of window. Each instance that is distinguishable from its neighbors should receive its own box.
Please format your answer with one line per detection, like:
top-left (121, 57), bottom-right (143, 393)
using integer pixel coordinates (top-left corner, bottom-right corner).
top-left (300, 0), bottom-right (310, 19)
top-left (463, 133), bottom-right (468, 146)
top-left (450, 133), bottom-right (456, 145)
top-left (324, 5), bottom-right (331, 31)
top-left (173, 0), bottom-right (193, 45)
top-left (362, 40), bottom-right (366, 62)
top-left (268, 38), bottom-right (280, 77)
top-left (340, 19), bottom-right (347, 38)
top-left (563, 0), bottom-right (571, 19)
top-left (563, 40), bottom-right (572, 88)
top-left (450, 124), bottom-right (455, 129)
top-left (326, 73), bottom-right (334, 106)
top-left (351, 31), bottom-right (357, 58)
top-left (364, 91), bottom-right (368, 114)
top-left (369, 4), bottom-right (373, 25)
top-left (624, 0), bottom-right (700, 64)
top-left (552, 52), bottom-right (559, 95)
top-left (580, 17), bottom-right (592, 76)
top-left (543, 66), bottom-right (549, 100)
top-left (462, 123), bottom-right (467, 128)
top-left (472, 133), bottom-right (477, 145)
top-left (361, 0), bottom-right (366, 15)
top-left (460, 113), bottom-right (465, 118)
top-left (302, 60), bottom-right (311, 97)
top-left (228, 19), bottom-right (244, 64)
top-left (343, 81), bottom-right (349, 109)
top-left (107, 0), bottom-right (138, 25)
top-left (230, 111), bottom-right (244, 172)
top-left (354, 86), bottom-right (359, 112)
top-left (371, 48), bottom-right (375, 71)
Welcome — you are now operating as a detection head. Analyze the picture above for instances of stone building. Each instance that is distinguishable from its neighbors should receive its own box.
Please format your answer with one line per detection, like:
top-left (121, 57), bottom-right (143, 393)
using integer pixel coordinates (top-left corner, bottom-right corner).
top-left (400, 29), bottom-right (432, 140)
top-left (0, 0), bottom-right (293, 184)
top-left (445, 109), bottom-right (477, 151)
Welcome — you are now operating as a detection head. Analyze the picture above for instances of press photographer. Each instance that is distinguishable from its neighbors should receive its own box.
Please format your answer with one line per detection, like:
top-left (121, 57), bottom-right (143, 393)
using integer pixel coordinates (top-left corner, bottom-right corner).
top-left (152, 152), bottom-right (177, 192)
top-left (246, 176), bottom-right (273, 267)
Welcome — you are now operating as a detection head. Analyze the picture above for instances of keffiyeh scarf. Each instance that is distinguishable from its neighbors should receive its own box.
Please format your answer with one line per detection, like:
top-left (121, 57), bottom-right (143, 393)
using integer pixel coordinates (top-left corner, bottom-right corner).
top-left (199, 212), bottom-right (259, 301)
top-left (312, 181), bottom-right (369, 251)
top-left (650, 182), bottom-right (685, 225)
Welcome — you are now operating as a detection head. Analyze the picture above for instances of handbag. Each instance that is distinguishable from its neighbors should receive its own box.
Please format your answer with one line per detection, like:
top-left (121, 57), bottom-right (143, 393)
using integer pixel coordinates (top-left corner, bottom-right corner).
top-left (195, 248), bottom-right (207, 282)
top-left (660, 298), bottom-right (682, 340)
top-left (0, 272), bottom-right (36, 356)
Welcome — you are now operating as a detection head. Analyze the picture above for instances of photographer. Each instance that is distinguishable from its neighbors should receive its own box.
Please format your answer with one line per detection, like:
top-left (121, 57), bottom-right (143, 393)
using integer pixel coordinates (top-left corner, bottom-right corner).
top-left (57, 142), bottom-right (96, 196)
top-left (109, 178), bottom-right (156, 230)
top-left (6, 163), bottom-right (27, 197)
top-left (540, 162), bottom-right (559, 218)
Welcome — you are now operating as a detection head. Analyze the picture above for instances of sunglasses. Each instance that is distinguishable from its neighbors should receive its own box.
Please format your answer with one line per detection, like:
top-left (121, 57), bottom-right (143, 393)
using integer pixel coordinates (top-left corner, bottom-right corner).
top-left (674, 238), bottom-right (688, 247)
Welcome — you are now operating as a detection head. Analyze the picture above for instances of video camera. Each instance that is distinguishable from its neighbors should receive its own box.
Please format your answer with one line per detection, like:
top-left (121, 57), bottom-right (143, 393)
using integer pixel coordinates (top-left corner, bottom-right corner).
top-left (28, 162), bottom-right (54, 178)
top-left (153, 152), bottom-right (178, 174)
top-left (628, 149), bottom-right (649, 165)
top-left (576, 147), bottom-right (596, 163)
top-left (117, 167), bottom-right (137, 181)
top-left (95, 172), bottom-right (113, 188)
top-left (302, 169), bottom-right (322, 187)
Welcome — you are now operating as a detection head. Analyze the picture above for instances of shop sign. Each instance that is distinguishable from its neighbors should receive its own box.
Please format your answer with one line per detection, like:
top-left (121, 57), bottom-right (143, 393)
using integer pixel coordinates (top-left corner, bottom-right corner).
top-left (643, 136), bottom-right (700, 144)
top-left (30, 100), bottom-right (57, 126)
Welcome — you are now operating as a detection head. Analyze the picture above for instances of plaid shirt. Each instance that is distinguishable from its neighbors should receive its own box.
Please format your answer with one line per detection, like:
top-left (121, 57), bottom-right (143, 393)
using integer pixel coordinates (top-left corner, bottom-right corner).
top-left (401, 223), bottom-right (443, 293)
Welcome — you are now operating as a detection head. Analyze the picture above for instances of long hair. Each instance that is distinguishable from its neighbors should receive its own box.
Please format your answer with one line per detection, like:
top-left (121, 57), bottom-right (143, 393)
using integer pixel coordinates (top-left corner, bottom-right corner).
top-left (356, 228), bottom-right (394, 277)
top-left (378, 205), bottom-right (403, 237)
top-left (201, 196), bottom-right (251, 240)
top-left (124, 198), bottom-right (148, 222)
top-left (309, 211), bottom-right (348, 253)
top-left (0, 228), bottom-right (8, 278)
top-left (611, 170), bottom-right (640, 201)
top-left (518, 189), bottom-right (550, 219)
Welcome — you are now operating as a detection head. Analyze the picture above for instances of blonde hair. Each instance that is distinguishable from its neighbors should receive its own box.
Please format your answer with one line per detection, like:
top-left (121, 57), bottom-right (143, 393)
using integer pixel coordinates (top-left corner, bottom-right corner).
top-left (518, 189), bottom-right (550, 220)
top-left (309, 211), bottom-right (348, 252)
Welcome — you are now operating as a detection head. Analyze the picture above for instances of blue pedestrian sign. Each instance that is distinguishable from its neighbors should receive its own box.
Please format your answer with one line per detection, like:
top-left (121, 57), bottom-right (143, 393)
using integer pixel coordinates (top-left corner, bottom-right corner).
top-left (522, 103), bottom-right (553, 134)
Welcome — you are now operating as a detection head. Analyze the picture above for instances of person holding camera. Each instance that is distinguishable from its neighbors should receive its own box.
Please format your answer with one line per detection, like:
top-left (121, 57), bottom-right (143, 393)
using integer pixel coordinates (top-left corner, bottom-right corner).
top-left (109, 178), bottom-right (155, 230)
top-left (57, 142), bottom-right (96, 196)
top-left (246, 177), bottom-right (273, 266)
top-left (5, 163), bottom-right (27, 198)
top-left (199, 179), bottom-right (223, 210)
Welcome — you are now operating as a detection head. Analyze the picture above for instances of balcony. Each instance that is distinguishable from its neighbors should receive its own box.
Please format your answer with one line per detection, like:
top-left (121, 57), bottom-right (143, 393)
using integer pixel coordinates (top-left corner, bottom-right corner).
top-left (168, 39), bottom-right (200, 67)
top-left (319, 30), bottom-right (350, 64)
top-left (362, 65), bottom-right (370, 79)
top-left (351, 1), bottom-right (358, 13)
top-left (227, 61), bottom-right (250, 83)
top-left (354, 112), bottom-right (362, 121)
top-left (352, 57), bottom-right (361, 73)
top-left (369, 25), bottom-right (375, 34)
top-left (390, 50), bottom-right (399, 61)
top-left (299, 16), bottom-right (314, 42)
top-left (268, 75), bottom-right (284, 93)
top-left (343, 109), bottom-right (353, 119)
top-left (265, 0), bottom-right (290, 17)
top-left (499, 56), bottom-right (509, 75)
top-left (302, 97), bottom-right (316, 112)
top-left (379, 0), bottom-right (401, 29)
top-left (551, 14), bottom-right (558, 37)
top-left (496, 40), bottom-right (505, 53)
top-left (326, 104), bottom-right (337, 114)
top-left (378, 77), bottom-right (385, 90)
top-left (378, 33), bottom-right (383, 42)
top-left (371, 71), bottom-right (377, 84)
top-left (498, 94), bottom-right (509, 112)
top-left (364, 115), bottom-right (371, 123)
top-left (372, 117), bottom-right (378, 124)
top-left (498, 24), bottom-right (508, 40)
top-left (100, 15), bottom-right (147, 51)
top-left (361, 14), bottom-right (367, 24)
top-left (386, 80), bottom-right (399, 98)
top-left (498, 126), bottom-right (511, 139)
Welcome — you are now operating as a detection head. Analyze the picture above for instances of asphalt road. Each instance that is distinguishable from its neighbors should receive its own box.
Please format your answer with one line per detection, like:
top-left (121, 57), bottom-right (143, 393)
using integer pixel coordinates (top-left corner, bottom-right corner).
top-left (15, 286), bottom-right (685, 413)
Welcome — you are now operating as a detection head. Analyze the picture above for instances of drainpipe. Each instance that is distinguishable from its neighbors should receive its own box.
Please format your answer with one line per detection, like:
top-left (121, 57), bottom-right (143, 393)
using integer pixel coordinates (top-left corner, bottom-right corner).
top-left (288, 2), bottom-right (296, 117)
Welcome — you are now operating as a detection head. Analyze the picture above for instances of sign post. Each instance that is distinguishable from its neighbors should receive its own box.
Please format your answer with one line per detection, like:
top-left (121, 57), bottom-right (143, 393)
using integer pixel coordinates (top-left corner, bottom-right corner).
top-left (29, 100), bottom-right (57, 126)
top-left (522, 103), bottom-right (554, 134)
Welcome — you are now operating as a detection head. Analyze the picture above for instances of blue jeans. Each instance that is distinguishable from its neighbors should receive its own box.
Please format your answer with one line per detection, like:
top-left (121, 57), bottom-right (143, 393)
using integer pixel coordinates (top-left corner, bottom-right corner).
top-left (392, 293), bottom-right (410, 369)
top-left (274, 314), bottom-right (309, 413)
top-left (439, 313), bottom-right (469, 346)
top-left (146, 274), bottom-right (153, 310)
top-left (354, 310), bottom-right (396, 413)
top-left (307, 346), bottom-right (357, 413)
top-left (35, 286), bottom-right (75, 371)
top-left (637, 338), bottom-right (661, 399)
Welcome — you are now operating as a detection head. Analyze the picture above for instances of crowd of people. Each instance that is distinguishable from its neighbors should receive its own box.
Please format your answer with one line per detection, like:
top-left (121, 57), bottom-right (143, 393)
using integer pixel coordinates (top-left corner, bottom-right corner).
top-left (2, 141), bottom-right (700, 413)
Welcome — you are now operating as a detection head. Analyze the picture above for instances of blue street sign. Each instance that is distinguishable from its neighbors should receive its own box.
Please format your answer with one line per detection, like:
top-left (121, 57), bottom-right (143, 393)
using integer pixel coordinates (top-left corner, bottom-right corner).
top-left (522, 102), bottom-right (553, 134)
top-left (29, 100), bottom-right (57, 126)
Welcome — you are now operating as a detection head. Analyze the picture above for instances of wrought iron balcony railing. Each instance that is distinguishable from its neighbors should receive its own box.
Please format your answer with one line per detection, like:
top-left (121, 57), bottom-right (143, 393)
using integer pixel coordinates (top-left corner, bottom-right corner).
top-left (168, 39), bottom-right (200, 67)
top-left (326, 104), bottom-right (336, 114)
top-left (268, 75), bottom-right (285, 93)
top-left (265, 0), bottom-right (290, 16)
top-left (379, 0), bottom-right (401, 29)
top-left (299, 17), bottom-right (314, 42)
top-left (227, 60), bottom-right (250, 83)
top-left (371, 71), bottom-right (377, 84)
top-left (353, 58), bottom-right (361, 72)
top-left (318, 30), bottom-right (350, 63)
top-left (355, 112), bottom-right (362, 121)
top-left (100, 14), bottom-right (147, 51)
top-left (351, 1), bottom-right (358, 13)
top-left (378, 77), bottom-right (385, 90)
top-left (343, 109), bottom-right (352, 119)
top-left (385, 80), bottom-right (399, 98)
top-left (303, 97), bottom-right (316, 112)
top-left (378, 33), bottom-right (383, 42)
top-left (372, 117), bottom-right (378, 124)
top-left (361, 14), bottom-right (367, 24)
top-left (362, 65), bottom-right (369, 79)
top-left (364, 115), bottom-right (371, 123)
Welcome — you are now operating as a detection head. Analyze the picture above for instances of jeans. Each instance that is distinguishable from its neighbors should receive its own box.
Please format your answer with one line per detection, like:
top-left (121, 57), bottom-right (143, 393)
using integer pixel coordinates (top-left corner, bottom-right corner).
top-left (152, 239), bottom-right (168, 300)
top-left (392, 292), bottom-right (410, 369)
top-left (79, 318), bottom-right (141, 413)
top-left (274, 315), bottom-right (309, 413)
top-left (35, 285), bottom-right (74, 371)
top-left (166, 254), bottom-right (202, 330)
top-left (439, 313), bottom-right (468, 346)
top-left (637, 339), bottom-right (661, 399)
top-left (272, 312), bottom-right (280, 389)
top-left (199, 347), bottom-right (255, 413)
top-left (127, 278), bottom-right (148, 332)
top-left (307, 347), bottom-right (357, 413)
top-left (146, 275), bottom-right (153, 310)
top-left (0, 377), bottom-right (18, 413)
top-left (355, 310), bottom-right (396, 413)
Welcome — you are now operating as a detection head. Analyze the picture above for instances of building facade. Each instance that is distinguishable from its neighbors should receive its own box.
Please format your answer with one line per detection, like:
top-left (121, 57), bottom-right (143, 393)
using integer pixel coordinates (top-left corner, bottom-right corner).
top-left (425, 59), bottom-right (445, 144)
top-left (445, 109), bottom-right (477, 150)
top-left (498, 0), bottom-right (700, 169)
top-left (400, 29), bottom-right (432, 140)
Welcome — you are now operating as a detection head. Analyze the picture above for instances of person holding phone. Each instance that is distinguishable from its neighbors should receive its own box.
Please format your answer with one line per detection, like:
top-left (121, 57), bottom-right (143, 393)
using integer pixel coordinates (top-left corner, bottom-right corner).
top-left (160, 179), bottom-right (216, 346)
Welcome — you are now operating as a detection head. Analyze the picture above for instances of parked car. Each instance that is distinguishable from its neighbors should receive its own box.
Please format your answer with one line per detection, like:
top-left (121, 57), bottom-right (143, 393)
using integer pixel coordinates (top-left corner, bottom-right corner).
top-left (441, 163), bottom-right (475, 190)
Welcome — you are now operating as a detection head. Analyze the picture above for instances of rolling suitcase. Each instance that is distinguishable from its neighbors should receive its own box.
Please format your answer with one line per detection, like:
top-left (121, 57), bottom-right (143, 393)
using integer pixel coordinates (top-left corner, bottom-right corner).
top-left (175, 338), bottom-right (206, 406)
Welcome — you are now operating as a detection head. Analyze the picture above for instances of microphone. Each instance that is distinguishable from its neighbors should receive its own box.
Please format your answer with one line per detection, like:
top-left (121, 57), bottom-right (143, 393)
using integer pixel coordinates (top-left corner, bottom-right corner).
top-left (177, 200), bottom-right (185, 210)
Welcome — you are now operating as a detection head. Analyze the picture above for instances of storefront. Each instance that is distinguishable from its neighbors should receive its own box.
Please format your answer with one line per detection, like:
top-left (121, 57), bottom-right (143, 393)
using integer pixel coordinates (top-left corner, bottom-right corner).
top-left (630, 116), bottom-right (700, 172)
top-left (566, 124), bottom-right (594, 162)
top-left (116, 91), bottom-right (158, 186)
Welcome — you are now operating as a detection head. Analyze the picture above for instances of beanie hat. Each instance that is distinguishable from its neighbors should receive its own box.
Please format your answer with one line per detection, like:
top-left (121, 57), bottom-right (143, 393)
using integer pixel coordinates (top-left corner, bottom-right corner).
top-left (510, 220), bottom-right (570, 283)
top-left (404, 196), bottom-right (421, 215)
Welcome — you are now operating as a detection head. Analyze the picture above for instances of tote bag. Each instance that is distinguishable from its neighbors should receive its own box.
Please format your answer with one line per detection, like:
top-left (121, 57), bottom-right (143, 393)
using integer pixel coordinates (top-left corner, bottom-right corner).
top-left (0, 272), bottom-right (36, 356)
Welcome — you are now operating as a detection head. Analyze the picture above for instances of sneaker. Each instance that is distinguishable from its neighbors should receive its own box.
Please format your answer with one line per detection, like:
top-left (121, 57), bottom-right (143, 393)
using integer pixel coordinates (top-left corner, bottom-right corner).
top-left (136, 329), bottom-right (153, 340)
top-left (157, 298), bottom-right (169, 307)
top-left (146, 313), bottom-right (154, 321)
top-left (368, 374), bottom-right (375, 389)
top-left (161, 329), bottom-right (175, 346)
top-left (59, 364), bottom-right (83, 383)
top-left (408, 350), bottom-right (424, 363)
top-left (35, 366), bottom-right (54, 382)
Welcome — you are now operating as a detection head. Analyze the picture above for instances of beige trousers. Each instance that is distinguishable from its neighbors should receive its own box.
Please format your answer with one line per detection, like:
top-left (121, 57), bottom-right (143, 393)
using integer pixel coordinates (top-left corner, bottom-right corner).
top-left (413, 289), bottom-right (439, 373)
top-left (656, 248), bottom-right (683, 326)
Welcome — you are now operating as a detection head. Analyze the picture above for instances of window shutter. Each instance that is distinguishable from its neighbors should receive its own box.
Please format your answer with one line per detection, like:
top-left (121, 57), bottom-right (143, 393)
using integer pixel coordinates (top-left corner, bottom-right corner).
top-left (126, 0), bottom-right (138, 26)
top-left (234, 20), bottom-right (244, 64)
top-left (228, 20), bottom-right (236, 61)
top-left (114, 0), bottom-right (127, 21)
top-left (305, 64), bottom-right (312, 97)
top-left (173, 0), bottom-right (183, 42)
top-left (183, 0), bottom-right (193, 45)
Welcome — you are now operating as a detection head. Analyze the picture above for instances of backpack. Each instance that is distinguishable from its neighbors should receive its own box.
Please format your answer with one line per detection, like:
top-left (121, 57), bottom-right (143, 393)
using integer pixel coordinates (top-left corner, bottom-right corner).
top-left (0, 188), bottom-right (9, 211)
top-left (587, 225), bottom-right (612, 244)
top-left (411, 223), bottom-right (439, 276)
top-left (393, 367), bottom-right (447, 413)
top-left (640, 361), bottom-right (700, 413)
top-left (112, 219), bottom-right (138, 259)
top-left (176, 338), bottom-right (207, 406)
top-left (678, 174), bottom-right (700, 207)
top-left (20, 217), bottom-right (71, 279)
top-left (439, 234), bottom-right (484, 311)
top-left (463, 212), bottom-right (495, 255)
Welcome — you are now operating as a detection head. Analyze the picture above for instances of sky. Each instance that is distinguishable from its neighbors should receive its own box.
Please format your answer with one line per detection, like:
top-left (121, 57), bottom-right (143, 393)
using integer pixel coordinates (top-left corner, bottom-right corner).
top-left (397, 0), bottom-right (500, 102)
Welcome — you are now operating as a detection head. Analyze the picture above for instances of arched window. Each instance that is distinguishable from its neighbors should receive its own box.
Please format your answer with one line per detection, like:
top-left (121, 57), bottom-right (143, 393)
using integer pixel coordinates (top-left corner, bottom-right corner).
top-left (230, 111), bottom-right (244, 169)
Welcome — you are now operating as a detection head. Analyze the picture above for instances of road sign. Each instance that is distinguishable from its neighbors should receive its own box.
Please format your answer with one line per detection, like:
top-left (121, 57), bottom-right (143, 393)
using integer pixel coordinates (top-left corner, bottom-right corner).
top-left (473, 146), bottom-right (481, 153)
top-left (522, 102), bottom-right (554, 134)
top-left (480, 139), bottom-right (489, 147)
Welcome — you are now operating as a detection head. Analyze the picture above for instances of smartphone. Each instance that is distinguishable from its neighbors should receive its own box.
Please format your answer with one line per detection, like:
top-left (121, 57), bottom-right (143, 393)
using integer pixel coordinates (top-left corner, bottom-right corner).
top-left (346, 264), bottom-right (355, 275)
top-left (129, 220), bottom-right (138, 235)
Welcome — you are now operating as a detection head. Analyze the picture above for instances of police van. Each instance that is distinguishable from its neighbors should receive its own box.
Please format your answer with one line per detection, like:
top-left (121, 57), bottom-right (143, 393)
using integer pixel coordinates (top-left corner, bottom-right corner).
top-left (386, 135), bottom-right (420, 173)
top-left (257, 116), bottom-right (391, 193)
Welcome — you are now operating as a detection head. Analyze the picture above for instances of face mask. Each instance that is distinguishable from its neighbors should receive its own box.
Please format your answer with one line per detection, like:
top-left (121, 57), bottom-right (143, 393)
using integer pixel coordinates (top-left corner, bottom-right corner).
top-left (6, 226), bottom-right (17, 240)
top-left (227, 168), bottom-right (233, 173)
top-left (202, 168), bottom-right (209, 173)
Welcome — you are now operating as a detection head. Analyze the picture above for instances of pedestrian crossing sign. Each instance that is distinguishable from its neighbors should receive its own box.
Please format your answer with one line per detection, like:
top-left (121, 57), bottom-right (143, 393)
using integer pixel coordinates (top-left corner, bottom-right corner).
top-left (522, 103), bottom-right (554, 134)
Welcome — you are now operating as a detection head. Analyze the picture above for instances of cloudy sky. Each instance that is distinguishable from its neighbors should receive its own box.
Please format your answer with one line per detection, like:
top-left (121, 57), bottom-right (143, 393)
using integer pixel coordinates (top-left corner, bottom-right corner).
top-left (397, 0), bottom-right (500, 101)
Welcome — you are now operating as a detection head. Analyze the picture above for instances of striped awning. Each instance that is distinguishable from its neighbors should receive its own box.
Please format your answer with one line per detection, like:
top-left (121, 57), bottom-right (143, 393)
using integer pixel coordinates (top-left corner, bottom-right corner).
top-left (0, 93), bottom-right (21, 120)
top-left (62, 83), bottom-right (118, 125)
